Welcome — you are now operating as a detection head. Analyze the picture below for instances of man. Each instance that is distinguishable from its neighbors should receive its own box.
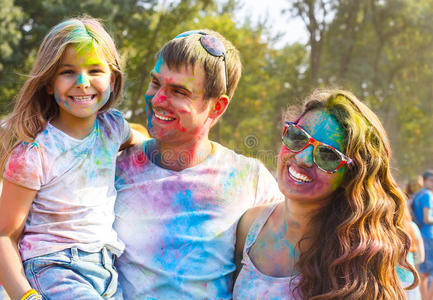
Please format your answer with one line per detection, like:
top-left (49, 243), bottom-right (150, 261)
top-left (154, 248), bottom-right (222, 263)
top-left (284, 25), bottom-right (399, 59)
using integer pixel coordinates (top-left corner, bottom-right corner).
top-left (413, 170), bottom-right (433, 300)
top-left (114, 30), bottom-right (283, 299)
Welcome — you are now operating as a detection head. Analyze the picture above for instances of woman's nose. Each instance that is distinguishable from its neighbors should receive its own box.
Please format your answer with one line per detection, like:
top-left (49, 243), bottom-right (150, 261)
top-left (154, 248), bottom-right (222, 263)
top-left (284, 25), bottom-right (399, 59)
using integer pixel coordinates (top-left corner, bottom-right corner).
top-left (294, 145), bottom-right (314, 168)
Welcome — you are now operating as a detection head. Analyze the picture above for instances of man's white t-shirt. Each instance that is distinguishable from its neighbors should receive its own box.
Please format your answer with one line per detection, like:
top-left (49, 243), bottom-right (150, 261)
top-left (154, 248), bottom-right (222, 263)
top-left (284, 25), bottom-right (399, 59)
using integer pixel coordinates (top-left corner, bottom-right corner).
top-left (114, 140), bottom-right (284, 299)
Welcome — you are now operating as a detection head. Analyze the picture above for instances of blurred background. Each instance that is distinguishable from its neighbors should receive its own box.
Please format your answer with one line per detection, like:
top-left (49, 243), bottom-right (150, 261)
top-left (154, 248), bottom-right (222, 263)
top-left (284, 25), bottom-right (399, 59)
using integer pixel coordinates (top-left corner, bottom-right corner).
top-left (1, 0), bottom-right (432, 184)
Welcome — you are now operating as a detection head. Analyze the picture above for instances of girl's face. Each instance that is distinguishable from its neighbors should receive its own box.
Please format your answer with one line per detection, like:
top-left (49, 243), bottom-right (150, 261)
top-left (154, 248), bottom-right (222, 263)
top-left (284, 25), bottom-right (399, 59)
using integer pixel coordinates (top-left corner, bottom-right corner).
top-left (48, 45), bottom-right (114, 122)
top-left (277, 109), bottom-right (347, 206)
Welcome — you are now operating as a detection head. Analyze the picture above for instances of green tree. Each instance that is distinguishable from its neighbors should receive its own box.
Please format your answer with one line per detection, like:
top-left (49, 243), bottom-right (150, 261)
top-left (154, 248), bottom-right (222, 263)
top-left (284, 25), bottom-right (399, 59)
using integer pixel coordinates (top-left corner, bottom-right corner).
top-left (0, 0), bottom-right (24, 114)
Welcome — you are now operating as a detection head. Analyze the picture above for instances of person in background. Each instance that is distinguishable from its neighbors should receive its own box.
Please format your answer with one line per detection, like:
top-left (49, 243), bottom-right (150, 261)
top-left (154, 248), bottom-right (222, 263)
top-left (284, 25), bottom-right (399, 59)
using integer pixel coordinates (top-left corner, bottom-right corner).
top-left (399, 206), bottom-right (424, 300)
top-left (413, 170), bottom-right (433, 300)
top-left (406, 176), bottom-right (424, 222)
top-left (233, 89), bottom-right (418, 299)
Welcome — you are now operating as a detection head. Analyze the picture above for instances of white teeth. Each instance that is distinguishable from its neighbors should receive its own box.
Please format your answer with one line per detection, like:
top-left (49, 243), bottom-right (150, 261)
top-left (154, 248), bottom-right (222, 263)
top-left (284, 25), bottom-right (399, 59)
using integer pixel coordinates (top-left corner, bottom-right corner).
top-left (72, 96), bottom-right (93, 101)
top-left (154, 112), bottom-right (175, 121)
top-left (288, 166), bottom-right (312, 183)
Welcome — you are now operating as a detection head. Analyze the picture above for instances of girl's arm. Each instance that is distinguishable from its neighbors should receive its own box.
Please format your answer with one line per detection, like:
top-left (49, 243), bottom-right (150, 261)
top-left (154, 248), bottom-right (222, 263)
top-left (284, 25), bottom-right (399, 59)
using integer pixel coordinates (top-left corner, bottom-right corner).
top-left (119, 128), bottom-right (147, 151)
top-left (0, 179), bottom-right (37, 299)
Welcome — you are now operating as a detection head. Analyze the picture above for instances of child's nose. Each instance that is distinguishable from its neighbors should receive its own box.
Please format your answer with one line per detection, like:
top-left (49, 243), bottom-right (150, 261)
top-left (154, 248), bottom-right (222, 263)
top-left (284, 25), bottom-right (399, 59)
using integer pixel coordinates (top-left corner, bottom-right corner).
top-left (294, 145), bottom-right (314, 168)
top-left (75, 73), bottom-right (90, 88)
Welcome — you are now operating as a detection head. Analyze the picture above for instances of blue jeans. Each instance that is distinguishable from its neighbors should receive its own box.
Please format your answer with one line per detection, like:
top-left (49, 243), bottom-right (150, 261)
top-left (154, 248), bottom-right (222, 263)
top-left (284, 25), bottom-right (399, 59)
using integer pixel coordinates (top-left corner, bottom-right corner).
top-left (420, 237), bottom-right (433, 275)
top-left (23, 247), bottom-right (122, 299)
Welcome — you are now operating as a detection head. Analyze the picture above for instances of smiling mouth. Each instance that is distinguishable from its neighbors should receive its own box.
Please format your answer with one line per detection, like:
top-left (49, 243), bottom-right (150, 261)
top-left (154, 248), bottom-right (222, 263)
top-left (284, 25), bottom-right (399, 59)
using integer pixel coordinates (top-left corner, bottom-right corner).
top-left (288, 166), bottom-right (312, 183)
top-left (69, 95), bottom-right (96, 103)
top-left (153, 110), bottom-right (176, 121)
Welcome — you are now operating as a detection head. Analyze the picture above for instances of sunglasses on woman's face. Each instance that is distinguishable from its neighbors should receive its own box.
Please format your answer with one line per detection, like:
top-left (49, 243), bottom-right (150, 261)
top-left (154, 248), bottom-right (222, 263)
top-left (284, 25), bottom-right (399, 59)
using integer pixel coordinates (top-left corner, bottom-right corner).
top-left (282, 122), bottom-right (353, 174)
top-left (174, 30), bottom-right (228, 93)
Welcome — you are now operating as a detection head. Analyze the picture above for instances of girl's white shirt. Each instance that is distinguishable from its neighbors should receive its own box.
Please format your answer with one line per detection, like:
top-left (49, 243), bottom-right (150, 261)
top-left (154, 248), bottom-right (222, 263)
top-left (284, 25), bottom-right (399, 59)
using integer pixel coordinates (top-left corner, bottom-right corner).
top-left (4, 109), bottom-right (130, 260)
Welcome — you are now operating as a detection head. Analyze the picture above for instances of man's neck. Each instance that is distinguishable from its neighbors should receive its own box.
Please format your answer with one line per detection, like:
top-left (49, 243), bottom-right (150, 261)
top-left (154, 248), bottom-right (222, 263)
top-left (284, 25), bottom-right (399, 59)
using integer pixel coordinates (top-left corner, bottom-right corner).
top-left (147, 138), bottom-right (213, 171)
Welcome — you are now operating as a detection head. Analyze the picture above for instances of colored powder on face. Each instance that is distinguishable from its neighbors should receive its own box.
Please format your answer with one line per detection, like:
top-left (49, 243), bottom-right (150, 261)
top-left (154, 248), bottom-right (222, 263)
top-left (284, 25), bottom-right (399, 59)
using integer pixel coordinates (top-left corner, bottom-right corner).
top-left (75, 73), bottom-right (89, 86)
top-left (98, 83), bottom-right (111, 106)
top-left (54, 91), bottom-right (71, 112)
top-left (154, 55), bottom-right (164, 73)
top-left (144, 57), bottom-right (164, 130)
top-left (144, 94), bottom-right (154, 129)
top-left (331, 167), bottom-right (345, 190)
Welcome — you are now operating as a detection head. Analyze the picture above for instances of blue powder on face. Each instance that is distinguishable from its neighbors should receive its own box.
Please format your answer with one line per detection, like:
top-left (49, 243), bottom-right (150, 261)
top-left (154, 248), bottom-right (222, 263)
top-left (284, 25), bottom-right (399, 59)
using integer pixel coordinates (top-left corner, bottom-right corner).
top-left (75, 73), bottom-right (89, 86)
top-left (145, 94), bottom-right (154, 129)
top-left (154, 55), bottom-right (164, 73)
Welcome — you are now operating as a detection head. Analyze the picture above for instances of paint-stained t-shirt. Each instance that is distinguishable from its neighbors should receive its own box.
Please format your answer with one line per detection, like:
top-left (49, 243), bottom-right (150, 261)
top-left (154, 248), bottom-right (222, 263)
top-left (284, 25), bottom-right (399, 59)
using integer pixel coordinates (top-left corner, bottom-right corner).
top-left (4, 109), bottom-right (130, 260)
top-left (114, 140), bottom-right (284, 299)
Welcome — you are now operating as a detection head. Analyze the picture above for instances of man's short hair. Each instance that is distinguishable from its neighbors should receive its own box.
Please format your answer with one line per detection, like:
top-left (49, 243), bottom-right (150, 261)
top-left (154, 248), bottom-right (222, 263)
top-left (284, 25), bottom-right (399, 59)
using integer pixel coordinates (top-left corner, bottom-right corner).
top-left (156, 29), bottom-right (242, 100)
top-left (423, 170), bottom-right (433, 180)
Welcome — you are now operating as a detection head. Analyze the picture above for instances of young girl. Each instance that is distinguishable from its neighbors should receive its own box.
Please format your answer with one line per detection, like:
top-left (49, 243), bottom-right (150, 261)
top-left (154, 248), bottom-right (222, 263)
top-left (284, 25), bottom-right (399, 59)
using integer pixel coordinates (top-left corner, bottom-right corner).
top-left (0, 17), bottom-right (132, 299)
top-left (234, 89), bottom-right (418, 299)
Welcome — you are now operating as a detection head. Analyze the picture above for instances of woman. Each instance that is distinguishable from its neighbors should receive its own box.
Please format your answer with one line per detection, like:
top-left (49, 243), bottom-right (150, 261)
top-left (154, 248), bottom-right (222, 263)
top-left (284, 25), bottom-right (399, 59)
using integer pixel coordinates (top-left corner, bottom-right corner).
top-left (234, 89), bottom-right (418, 299)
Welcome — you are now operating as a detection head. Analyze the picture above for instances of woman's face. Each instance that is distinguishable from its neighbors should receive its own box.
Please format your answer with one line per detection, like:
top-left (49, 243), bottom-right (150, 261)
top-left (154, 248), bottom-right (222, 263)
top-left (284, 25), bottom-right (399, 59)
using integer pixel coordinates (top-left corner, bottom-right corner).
top-left (277, 109), bottom-right (347, 206)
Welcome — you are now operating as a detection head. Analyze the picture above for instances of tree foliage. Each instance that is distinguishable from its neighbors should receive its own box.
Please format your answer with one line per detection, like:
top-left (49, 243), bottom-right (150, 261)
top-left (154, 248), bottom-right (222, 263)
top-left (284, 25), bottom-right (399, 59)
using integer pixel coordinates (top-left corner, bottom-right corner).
top-left (0, 0), bottom-right (431, 181)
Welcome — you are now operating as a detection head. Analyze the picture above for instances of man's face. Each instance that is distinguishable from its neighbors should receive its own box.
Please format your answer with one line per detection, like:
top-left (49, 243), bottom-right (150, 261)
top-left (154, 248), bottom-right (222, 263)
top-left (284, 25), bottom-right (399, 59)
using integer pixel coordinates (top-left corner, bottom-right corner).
top-left (144, 57), bottom-right (215, 146)
top-left (424, 176), bottom-right (433, 190)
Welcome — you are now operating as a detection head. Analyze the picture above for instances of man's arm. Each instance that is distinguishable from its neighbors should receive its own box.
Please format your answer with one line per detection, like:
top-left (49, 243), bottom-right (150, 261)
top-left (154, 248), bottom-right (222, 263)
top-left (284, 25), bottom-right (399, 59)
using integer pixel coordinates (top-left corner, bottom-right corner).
top-left (423, 207), bottom-right (433, 224)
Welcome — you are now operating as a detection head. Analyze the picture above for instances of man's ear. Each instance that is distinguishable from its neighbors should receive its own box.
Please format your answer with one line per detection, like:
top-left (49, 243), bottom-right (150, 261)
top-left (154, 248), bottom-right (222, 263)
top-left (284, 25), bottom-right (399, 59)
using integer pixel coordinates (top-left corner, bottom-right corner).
top-left (208, 95), bottom-right (230, 120)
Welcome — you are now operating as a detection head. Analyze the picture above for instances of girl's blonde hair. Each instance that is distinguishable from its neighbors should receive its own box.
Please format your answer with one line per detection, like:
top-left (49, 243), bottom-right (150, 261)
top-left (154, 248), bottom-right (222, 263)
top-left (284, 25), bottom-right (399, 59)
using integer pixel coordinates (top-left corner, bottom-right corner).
top-left (0, 16), bottom-right (123, 173)
top-left (291, 89), bottom-right (418, 299)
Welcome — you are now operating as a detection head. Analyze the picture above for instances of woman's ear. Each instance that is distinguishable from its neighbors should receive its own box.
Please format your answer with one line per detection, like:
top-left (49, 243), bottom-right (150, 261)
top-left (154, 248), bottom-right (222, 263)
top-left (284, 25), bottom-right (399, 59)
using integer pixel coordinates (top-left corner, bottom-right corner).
top-left (46, 83), bottom-right (53, 95)
top-left (208, 95), bottom-right (230, 120)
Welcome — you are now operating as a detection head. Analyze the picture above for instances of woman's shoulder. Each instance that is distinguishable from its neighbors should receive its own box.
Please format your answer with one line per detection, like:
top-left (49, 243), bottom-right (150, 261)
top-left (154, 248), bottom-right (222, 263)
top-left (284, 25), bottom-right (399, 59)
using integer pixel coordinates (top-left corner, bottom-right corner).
top-left (237, 203), bottom-right (281, 247)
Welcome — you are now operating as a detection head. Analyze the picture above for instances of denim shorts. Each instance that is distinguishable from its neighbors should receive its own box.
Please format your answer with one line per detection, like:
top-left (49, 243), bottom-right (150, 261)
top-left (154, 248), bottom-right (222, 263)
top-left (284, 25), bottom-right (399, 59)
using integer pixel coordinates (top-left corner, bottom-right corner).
top-left (419, 237), bottom-right (433, 275)
top-left (23, 247), bottom-right (122, 300)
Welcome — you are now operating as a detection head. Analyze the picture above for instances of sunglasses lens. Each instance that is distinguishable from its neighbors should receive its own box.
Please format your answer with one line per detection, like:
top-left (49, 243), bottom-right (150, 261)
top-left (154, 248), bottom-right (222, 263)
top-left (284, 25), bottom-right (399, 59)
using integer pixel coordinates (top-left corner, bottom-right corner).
top-left (283, 125), bottom-right (309, 151)
top-left (315, 145), bottom-right (342, 172)
top-left (200, 35), bottom-right (225, 57)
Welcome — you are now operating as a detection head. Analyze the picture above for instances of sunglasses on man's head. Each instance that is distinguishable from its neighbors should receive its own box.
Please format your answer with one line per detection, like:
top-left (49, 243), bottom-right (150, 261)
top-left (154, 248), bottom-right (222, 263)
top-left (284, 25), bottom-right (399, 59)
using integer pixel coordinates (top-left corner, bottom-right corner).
top-left (174, 30), bottom-right (228, 93)
top-left (282, 122), bottom-right (353, 174)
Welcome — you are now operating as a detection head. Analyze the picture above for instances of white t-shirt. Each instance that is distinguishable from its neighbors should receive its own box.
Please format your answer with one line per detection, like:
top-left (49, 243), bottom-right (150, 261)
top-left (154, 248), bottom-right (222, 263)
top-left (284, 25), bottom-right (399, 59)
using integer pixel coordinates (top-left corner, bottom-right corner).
top-left (114, 140), bottom-right (284, 299)
top-left (4, 109), bottom-right (130, 260)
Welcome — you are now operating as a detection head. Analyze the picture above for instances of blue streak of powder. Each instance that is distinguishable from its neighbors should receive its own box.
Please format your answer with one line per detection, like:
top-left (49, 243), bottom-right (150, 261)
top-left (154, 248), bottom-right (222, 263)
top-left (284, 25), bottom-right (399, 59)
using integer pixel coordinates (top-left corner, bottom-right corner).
top-left (144, 94), bottom-right (154, 129)
top-left (145, 55), bottom-right (164, 130)
top-left (154, 188), bottom-right (210, 278)
top-left (154, 55), bottom-right (163, 73)
top-left (75, 73), bottom-right (89, 86)
top-left (54, 93), bottom-right (71, 111)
